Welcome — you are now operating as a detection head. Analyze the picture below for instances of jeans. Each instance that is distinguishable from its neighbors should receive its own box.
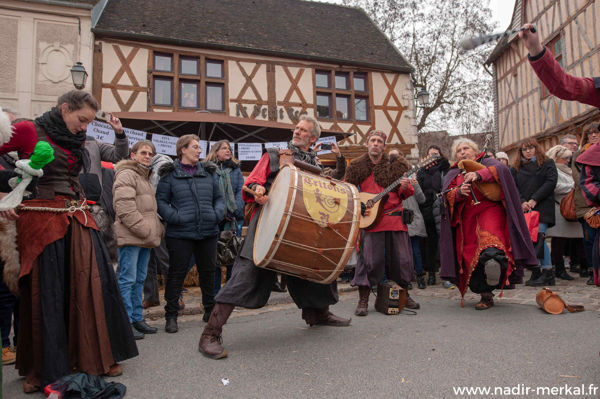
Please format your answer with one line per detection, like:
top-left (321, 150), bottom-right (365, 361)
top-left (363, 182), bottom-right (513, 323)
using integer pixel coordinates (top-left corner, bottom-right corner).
top-left (538, 223), bottom-right (552, 269)
top-left (410, 236), bottom-right (423, 275)
top-left (143, 236), bottom-right (169, 303)
top-left (118, 246), bottom-right (152, 323)
top-left (164, 236), bottom-right (217, 319)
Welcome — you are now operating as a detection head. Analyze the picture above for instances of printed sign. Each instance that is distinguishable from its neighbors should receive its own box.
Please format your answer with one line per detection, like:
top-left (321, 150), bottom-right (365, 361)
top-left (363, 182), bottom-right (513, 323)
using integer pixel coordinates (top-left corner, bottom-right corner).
top-left (237, 142), bottom-right (263, 161)
top-left (124, 128), bottom-right (147, 148)
top-left (87, 121), bottom-right (115, 144)
top-left (264, 142), bottom-right (288, 150)
top-left (151, 134), bottom-right (178, 156)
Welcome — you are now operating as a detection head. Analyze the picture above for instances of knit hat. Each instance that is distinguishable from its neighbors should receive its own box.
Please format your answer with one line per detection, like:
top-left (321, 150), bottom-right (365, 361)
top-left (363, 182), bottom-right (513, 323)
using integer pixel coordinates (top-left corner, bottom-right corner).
top-left (367, 129), bottom-right (387, 141)
top-left (495, 151), bottom-right (509, 161)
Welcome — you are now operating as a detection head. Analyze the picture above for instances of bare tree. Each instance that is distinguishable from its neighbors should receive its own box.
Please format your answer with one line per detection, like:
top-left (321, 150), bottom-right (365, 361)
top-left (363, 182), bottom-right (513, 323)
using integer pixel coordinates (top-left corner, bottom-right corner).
top-left (342, 0), bottom-right (497, 134)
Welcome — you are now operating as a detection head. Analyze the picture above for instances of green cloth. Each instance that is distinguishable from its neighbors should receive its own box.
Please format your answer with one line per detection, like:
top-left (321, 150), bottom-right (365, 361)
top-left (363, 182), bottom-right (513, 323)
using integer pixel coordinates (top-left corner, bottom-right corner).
top-left (29, 141), bottom-right (54, 170)
top-left (216, 165), bottom-right (237, 231)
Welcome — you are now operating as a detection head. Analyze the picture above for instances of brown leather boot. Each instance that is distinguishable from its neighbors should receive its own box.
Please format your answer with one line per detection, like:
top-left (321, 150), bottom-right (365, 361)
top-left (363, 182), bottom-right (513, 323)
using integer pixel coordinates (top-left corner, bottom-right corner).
top-left (198, 303), bottom-right (234, 359)
top-left (303, 307), bottom-right (351, 327)
top-left (405, 293), bottom-right (420, 310)
top-left (355, 286), bottom-right (370, 316)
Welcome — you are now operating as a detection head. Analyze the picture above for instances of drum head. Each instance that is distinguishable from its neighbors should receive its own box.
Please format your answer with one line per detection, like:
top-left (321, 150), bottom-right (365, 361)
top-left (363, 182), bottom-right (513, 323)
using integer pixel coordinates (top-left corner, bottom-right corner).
top-left (254, 166), bottom-right (293, 264)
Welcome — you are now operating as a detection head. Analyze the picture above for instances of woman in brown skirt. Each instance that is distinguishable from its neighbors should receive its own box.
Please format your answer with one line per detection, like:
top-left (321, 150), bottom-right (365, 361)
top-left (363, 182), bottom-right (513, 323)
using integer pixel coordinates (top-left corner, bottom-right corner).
top-left (0, 90), bottom-right (138, 393)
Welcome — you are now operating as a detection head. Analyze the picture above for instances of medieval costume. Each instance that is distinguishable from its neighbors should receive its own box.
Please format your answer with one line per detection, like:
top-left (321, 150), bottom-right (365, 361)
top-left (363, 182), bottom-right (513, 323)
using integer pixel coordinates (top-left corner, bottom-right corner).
top-left (577, 143), bottom-right (600, 285)
top-left (440, 154), bottom-right (537, 309)
top-left (199, 141), bottom-right (349, 359)
top-left (2, 109), bottom-right (138, 390)
top-left (345, 148), bottom-right (418, 315)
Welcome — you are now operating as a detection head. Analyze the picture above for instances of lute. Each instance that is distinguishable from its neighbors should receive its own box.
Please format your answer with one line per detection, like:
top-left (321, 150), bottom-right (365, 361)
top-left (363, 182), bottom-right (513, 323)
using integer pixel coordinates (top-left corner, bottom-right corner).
top-left (359, 154), bottom-right (440, 230)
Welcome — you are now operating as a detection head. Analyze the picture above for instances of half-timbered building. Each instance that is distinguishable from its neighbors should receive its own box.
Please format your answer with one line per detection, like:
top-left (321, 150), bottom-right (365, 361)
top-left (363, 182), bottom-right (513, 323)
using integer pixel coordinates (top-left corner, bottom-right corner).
top-left (486, 0), bottom-right (600, 158)
top-left (92, 0), bottom-right (418, 165)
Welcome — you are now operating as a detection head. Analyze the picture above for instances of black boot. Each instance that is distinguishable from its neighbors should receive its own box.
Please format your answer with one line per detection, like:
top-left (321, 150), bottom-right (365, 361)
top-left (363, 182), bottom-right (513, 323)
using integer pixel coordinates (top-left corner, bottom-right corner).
top-left (427, 272), bottom-right (436, 286)
top-left (165, 317), bottom-right (178, 333)
top-left (131, 324), bottom-right (145, 340)
top-left (555, 261), bottom-right (574, 281)
top-left (133, 320), bottom-right (158, 334)
top-left (525, 267), bottom-right (542, 286)
top-left (527, 268), bottom-right (555, 287)
top-left (417, 274), bottom-right (426, 289)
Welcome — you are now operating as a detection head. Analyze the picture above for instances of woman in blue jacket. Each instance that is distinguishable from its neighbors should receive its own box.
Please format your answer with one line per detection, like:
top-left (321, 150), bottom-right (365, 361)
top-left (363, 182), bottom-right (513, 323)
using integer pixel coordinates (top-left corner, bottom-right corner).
top-left (205, 140), bottom-right (244, 293)
top-left (156, 134), bottom-right (225, 333)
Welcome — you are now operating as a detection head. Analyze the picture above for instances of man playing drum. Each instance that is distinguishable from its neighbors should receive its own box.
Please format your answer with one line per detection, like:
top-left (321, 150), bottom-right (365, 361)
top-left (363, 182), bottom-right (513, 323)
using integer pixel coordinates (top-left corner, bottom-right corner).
top-left (345, 130), bottom-right (420, 315)
top-left (198, 115), bottom-right (351, 360)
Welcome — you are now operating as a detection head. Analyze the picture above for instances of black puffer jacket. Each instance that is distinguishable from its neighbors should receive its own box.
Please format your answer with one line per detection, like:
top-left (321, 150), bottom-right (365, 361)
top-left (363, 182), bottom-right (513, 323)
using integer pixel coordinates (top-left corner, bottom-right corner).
top-left (156, 159), bottom-right (225, 240)
top-left (417, 158), bottom-right (450, 220)
top-left (511, 158), bottom-right (558, 226)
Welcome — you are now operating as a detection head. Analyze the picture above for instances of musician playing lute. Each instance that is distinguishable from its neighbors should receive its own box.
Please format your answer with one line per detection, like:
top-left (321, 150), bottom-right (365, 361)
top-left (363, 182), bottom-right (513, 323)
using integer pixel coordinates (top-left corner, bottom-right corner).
top-left (439, 138), bottom-right (537, 310)
top-left (199, 115), bottom-right (350, 360)
top-left (344, 130), bottom-right (420, 315)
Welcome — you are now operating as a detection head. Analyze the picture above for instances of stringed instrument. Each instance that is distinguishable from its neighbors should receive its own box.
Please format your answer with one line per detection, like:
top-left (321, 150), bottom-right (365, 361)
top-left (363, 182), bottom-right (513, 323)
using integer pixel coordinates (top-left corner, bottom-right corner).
top-left (359, 154), bottom-right (440, 230)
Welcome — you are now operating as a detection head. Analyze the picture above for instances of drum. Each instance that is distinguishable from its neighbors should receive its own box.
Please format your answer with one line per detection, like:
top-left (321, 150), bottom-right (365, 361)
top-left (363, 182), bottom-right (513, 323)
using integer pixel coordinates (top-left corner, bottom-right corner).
top-left (253, 164), bottom-right (360, 284)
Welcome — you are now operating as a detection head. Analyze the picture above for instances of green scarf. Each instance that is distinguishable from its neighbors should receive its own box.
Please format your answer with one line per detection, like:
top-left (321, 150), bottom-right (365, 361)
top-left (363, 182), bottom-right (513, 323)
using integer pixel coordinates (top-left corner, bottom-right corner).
top-left (216, 163), bottom-right (238, 230)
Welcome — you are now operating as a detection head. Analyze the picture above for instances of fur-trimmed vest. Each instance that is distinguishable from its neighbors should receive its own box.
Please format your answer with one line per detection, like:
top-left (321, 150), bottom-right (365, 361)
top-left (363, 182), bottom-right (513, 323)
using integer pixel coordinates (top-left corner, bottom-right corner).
top-left (345, 153), bottom-right (409, 188)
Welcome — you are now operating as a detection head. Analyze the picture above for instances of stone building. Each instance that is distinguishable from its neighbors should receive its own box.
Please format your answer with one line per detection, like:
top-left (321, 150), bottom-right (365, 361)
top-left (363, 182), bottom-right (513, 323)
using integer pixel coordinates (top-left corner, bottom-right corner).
top-left (0, 0), bottom-right (96, 117)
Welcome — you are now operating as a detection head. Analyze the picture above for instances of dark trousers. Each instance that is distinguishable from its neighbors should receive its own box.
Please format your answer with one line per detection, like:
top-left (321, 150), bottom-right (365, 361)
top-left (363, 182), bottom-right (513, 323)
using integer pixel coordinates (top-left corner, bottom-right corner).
top-left (0, 275), bottom-right (18, 348)
top-left (469, 248), bottom-right (508, 294)
top-left (566, 238), bottom-right (586, 268)
top-left (143, 235), bottom-right (169, 303)
top-left (422, 218), bottom-right (439, 273)
top-left (164, 236), bottom-right (218, 319)
top-left (215, 256), bottom-right (338, 310)
top-left (581, 220), bottom-right (598, 271)
top-left (214, 266), bottom-right (232, 295)
top-left (551, 237), bottom-right (585, 267)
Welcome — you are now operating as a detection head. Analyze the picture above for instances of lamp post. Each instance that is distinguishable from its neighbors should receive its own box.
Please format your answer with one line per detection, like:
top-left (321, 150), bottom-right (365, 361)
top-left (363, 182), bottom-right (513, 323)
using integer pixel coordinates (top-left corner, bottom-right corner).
top-left (415, 87), bottom-right (430, 108)
top-left (70, 62), bottom-right (88, 90)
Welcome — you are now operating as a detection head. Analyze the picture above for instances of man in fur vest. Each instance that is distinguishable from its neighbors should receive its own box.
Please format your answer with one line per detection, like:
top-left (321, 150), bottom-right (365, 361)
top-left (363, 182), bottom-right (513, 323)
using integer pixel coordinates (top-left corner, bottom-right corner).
top-left (345, 130), bottom-right (420, 315)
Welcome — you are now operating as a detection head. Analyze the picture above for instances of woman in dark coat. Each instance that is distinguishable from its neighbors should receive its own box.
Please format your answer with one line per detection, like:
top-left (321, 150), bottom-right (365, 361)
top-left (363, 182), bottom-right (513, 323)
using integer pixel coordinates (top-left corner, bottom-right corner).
top-left (417, 145), bottom-right (450, 285)
top-left (156, 134), bottom-right (225, 333)
top-left (511, 137), bottom-right (558, 286)
top-left (0, 91), bottom-right (138, 392)
top-left (205, 140), bottom-right (244, 294)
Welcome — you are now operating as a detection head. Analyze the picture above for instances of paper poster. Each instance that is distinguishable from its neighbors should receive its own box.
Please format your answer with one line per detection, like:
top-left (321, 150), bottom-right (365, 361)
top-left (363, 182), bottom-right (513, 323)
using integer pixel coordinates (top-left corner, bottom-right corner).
top-left (151, 133), bottom-right (178, 156)
top-left (87, 121), bottom-right (115, 144)
top-left (123, 128), bottom-right (147, 148)
top-left (315, 136), bottom-right (337, 155)
top-left (237, 142), bottom-right (263, 161)
top-left (198, 139), bottom-right (208, 157)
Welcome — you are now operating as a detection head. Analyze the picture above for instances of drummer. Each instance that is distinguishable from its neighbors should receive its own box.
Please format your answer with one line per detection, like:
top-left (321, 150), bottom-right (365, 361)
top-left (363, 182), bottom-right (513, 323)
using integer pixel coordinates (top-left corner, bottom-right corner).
top-left (198, 115), bottom-right (350, 360)
top-left (345, 131), bottom-right (419, 315)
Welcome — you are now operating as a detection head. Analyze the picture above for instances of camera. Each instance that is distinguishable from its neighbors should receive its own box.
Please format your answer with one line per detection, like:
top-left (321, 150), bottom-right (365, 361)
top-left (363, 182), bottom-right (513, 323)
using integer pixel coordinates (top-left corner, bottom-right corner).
top-left (320, 143), bottom-right (332, 150)
top-left (96, 110), bottom-right (111, 123)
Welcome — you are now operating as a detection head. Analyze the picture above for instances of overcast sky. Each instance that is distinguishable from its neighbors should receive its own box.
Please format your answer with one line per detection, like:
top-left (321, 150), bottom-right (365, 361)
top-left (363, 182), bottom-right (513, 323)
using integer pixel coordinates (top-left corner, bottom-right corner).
top-left (490, 0), bottom-right (516, 30)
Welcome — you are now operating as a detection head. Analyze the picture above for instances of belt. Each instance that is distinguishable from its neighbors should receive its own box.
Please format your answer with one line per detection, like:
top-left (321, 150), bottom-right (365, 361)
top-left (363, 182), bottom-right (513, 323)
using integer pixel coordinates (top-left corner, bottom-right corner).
top-left (388, 211), bottom-right (403, 217)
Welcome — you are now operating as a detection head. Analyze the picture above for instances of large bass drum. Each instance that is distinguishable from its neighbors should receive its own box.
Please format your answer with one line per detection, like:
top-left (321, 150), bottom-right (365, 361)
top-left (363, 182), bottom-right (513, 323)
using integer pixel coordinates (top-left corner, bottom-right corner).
top-left (253, 164), bottom-right (360, 284)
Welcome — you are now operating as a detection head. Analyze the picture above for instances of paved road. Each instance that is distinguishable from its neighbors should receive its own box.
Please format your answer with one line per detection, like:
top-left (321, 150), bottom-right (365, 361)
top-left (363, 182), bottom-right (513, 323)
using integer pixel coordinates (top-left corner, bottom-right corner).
top-left (4, 292), bottom-right (600, 398)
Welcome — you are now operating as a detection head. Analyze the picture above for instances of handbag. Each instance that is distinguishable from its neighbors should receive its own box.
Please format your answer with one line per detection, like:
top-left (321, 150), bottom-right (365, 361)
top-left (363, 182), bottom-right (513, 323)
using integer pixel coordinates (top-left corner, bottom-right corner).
top-left (536, 288), bottom-right (584, 314)
top-left (559, 188), bottom-right (577, 221)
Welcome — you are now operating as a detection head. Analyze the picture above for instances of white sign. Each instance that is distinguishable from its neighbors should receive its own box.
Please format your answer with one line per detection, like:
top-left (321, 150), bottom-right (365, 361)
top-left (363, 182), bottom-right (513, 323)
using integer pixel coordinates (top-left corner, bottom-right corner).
top-left (123, 128), bottom-right (147, 148)
top-left (87, 121), bottom-right (115, 144)
top-left (198, 139), bottom-right (208, 157)
top-left (152, 133), bottom-right (178, 156)
top-left (237, 142), bottom-right (263, 161)
top-left (264, 142), bottom-right (288, 150)
top-left (315, 136), bottom-right (337, 155)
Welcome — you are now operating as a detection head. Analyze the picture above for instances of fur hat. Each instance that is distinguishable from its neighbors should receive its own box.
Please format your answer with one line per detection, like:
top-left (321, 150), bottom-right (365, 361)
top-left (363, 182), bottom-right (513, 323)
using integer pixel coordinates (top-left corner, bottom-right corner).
top-left (0, 107), bottom-right (14, 146)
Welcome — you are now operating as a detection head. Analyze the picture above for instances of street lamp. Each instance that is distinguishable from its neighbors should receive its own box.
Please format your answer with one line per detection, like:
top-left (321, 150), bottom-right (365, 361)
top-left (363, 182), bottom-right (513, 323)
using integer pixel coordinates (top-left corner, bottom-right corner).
top-left (415, 88), bottom-right (430, 108)
top-left (70, 62), bottom-right (88, 90)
